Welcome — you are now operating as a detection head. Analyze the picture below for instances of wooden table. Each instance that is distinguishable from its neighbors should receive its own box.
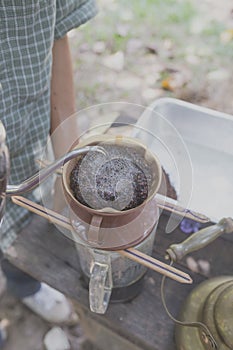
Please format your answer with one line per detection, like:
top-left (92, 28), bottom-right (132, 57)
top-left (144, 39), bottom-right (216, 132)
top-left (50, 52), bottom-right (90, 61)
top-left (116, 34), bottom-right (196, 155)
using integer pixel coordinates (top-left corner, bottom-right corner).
top-left (5, 213), bottom-right (233, 350)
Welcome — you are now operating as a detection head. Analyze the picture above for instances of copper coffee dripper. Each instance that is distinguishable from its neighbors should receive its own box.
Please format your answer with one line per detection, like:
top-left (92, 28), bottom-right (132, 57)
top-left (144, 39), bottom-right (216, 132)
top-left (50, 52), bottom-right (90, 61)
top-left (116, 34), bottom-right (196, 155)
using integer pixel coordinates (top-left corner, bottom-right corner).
top-left (62, 135), bottom-right (162, 250)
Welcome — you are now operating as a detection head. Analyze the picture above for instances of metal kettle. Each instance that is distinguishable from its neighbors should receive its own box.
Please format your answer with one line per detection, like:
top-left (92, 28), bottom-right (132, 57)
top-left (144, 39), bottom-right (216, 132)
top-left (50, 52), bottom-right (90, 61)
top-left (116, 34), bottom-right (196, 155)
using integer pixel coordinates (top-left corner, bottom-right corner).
top-left (166, 219), bottom-right (233, 350)
top-left (0, 120), bottom-right (105, 216)
top-left (175, 276), bottom-right (233, 350)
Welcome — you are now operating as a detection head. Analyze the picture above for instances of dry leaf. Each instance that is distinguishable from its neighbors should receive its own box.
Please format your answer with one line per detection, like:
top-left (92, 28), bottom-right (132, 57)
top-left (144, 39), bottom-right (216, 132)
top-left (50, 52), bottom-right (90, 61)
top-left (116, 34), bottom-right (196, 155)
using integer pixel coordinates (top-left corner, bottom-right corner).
top-left (161, 70), bottom-right (191, 91)
top-left (220, 29), bottom-right (233, 43)
top-left (207, 69), bottom-right (229, 82)
top-left (92, 41), bottom-right (106, 54)
top-left (116, 24), bottom-right (129, 37)
top-left (126, 38), bottom-right (143, 53)
top-left (142, 88), bottom-right (164, 102)
top-left (116, 73), bottom-right (141, 90)
top-left (161, 77), bottom-right (174, 91)
top-left (102, 51), bottom-right (125, 71)
top-left (146, 44), bottom-right (158, 55)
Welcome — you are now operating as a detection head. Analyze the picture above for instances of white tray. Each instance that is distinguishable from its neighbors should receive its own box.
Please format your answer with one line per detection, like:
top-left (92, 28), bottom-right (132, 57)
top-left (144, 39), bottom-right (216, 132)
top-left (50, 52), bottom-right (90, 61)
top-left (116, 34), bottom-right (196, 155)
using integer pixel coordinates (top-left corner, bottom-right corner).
top-left (132, 98), bottom-right (233, 223)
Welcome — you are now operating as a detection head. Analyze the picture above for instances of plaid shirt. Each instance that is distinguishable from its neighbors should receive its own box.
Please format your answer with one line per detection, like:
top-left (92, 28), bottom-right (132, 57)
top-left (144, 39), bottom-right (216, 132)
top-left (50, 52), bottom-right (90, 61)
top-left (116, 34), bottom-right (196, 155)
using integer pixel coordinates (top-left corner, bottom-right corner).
top-left (0, 0), bottom-right (97, 251)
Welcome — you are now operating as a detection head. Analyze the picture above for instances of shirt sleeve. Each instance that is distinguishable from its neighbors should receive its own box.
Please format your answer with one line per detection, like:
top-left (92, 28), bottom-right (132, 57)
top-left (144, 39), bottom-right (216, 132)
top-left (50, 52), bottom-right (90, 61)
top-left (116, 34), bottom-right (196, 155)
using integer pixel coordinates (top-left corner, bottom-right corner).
top-left (54, 0), bottom-right (98, 40)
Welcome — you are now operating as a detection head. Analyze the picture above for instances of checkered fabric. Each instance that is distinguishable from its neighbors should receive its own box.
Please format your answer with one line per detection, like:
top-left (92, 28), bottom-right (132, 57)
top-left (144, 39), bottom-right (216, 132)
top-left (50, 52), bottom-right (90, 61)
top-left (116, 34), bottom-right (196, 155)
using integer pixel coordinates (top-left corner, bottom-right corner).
top-left (0, 0), bottom-right (97, 251)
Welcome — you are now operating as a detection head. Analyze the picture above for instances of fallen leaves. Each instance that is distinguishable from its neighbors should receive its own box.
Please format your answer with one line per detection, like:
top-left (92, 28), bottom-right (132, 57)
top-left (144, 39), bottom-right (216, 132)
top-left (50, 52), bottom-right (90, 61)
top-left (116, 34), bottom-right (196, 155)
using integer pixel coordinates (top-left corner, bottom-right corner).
top-left (141, 88), bottom-right (164, 102)
top-left (220, 28), bottom-right (233, 43)
top-left (102, 51), bottom-right (125, 71)
top-left (160, 69), bottom-right (191, 91)
top-left (161, 77), bottom-right (174, 91)
top-left (116, 23), bottom-right (130, 37)
top-left (92, 41), bottom-right (106, 54)
top-left (115, 72), bottom-right (141, 90)
top-left (207, 69), bottom-right (229, 82)
top-left (126, 38), bottom-right (143, 53)
top-left (145, 43), bottom-right (159, 55)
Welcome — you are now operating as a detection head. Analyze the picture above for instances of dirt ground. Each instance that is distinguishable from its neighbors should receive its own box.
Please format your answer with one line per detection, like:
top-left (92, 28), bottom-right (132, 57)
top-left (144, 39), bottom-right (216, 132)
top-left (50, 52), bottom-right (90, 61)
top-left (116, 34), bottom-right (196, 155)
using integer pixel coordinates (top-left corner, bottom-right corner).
top-left (0, 0), bottom-right (233, 349)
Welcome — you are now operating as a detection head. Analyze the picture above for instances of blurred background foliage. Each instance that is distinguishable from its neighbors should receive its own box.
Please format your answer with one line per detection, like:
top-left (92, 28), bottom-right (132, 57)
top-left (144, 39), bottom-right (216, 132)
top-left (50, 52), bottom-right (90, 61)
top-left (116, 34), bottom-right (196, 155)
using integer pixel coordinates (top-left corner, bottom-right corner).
top-left (68, 0), bottom-right (233, 113)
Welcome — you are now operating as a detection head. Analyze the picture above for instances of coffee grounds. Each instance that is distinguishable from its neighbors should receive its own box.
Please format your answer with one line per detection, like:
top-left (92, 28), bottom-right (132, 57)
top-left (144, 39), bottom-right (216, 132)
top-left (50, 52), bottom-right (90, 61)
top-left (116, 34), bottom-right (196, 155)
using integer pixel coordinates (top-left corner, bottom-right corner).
top-left (95, 158), bottom-right (148, 210)
top-left (69, 147), bottom-right (177, 210)
top-left (69, 156), bottom-right (148, 211)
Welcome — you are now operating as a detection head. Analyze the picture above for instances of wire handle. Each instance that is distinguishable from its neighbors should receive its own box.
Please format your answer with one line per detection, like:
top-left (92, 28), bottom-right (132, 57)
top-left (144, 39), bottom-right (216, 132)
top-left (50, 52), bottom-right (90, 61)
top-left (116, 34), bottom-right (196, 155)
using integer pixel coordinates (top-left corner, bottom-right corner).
top-left (160, 260), bottom-right (218, 350)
